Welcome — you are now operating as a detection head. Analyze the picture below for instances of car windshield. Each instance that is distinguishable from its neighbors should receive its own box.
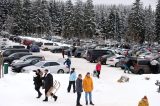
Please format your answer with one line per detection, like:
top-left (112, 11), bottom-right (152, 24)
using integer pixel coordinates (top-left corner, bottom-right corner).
top-left (34, 61), bottom-right (45, 67)
top-left (20, 55), bottom-right (32, 60)
top-left (44, 43), bottom-right (53, 46)
top-left (24, 59), bottom-right (33, 63)
top-left (8, 53), bottom-right (16, 57)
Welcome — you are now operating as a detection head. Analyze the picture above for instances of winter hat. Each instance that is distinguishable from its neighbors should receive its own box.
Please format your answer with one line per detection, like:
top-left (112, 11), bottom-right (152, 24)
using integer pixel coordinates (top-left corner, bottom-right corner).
top-left (143, 96), bottom-right (147, 99)
top-left (87, 72), bottom-right (90, 75)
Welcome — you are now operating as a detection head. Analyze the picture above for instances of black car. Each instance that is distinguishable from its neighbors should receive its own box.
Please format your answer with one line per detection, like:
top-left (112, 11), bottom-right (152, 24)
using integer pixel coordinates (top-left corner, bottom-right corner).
top-left (2, 49), bottom-right (29, 57)
top-left (97, 53), bottom-right (115, 65)
top-left (50, 46), bottom-right (69, 53)
top-left (87, 49), bottom-right (114, 63)
top-left (3, 52), bottom-right (32, 65)
top-left (12, 58), bottom-right (42, 72)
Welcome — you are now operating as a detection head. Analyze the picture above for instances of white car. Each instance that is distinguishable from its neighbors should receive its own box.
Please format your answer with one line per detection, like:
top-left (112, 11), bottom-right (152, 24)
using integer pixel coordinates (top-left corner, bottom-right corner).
top-left (106, 55), bottom-right (125, 67)
top-left (21, 60), bottom-right (69, 73)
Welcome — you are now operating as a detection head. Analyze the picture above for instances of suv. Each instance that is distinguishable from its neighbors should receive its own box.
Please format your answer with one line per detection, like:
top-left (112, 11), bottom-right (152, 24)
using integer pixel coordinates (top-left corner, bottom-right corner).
top-left (2, 49), bottom-right (29, 57)
top-left (3, 52), bottom-right (32, 65)
top-left (87, 49), bottom-right (114, 63)
top-left (121, 57), bottom-right (151, 74)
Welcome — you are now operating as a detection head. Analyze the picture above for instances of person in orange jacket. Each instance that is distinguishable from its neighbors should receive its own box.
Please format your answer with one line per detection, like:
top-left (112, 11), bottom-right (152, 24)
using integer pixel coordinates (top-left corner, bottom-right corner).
top-left (138, 96), bottom-right (149, 106)
top-left (83, 72), bottom-right (94, 105)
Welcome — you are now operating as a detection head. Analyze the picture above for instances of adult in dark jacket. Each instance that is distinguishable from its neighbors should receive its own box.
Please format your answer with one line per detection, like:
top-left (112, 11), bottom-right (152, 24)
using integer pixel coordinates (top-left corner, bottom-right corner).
top-left (43, 69), bottom-right (58, 102)
top-left (76, 74), bottom-right (83, 106)
top-left (64, 58), bottom-right (71, 72)
top-left (33, 69), bottom-right (43, 98)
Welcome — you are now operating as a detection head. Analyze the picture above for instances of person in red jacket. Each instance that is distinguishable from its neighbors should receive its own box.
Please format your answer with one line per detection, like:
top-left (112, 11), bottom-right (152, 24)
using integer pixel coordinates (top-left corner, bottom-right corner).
top-left (96, 61), bottom-right (101, 78)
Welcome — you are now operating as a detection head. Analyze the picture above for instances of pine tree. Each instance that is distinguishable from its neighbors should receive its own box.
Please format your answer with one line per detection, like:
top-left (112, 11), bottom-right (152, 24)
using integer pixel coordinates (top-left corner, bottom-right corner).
top-left (155, 0), bottom-right (160, 43)
top-left (83, 0), bottom-right (96, 38)
top-left (0, 0), bottom-right (9, 31)
top-left (21, 0), bottom-right (33, 35)
top-left (49, 0), bottom-right (62, 36)
top-left (41, 0), bottom-right (52, 35)
top-left (10, 0), bottom-right (23, 35)
top-left (99, 10), bottom-right (107, 37)
top-left (73, 0), bottom-right (84, 38)
top-left (128, 0), bottom-right (145, 44)
top-left (63, 0), bottom-right (74, 38)
top-left (145, 5), bottom-right (155, 43)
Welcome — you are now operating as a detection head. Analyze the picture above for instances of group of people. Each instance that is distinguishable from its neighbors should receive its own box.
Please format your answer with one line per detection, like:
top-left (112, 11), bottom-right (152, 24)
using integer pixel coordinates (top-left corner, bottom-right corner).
top-left (67, 68), bottom-right (95, 106)
top-left (33, 69), bottom-right (58, 102)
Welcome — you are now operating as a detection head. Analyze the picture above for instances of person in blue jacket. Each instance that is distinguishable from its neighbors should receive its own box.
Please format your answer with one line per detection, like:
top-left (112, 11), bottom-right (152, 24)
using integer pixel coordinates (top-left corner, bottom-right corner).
top-left (67, 68), bottom-right (76, 93)
top-left (64, 58), bottom-right (71, 72)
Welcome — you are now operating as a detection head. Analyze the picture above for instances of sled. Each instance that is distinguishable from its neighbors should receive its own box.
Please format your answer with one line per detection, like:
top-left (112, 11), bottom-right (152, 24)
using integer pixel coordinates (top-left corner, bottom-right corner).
top-left (52, 80), bottom-right (61, 95)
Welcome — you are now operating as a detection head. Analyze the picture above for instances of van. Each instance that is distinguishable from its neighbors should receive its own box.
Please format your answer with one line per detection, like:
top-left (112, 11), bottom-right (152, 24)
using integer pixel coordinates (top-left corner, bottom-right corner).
top-left (41, 42), bottom-right (58, 51)
top-left (2, 49), bottom-right (29, 57)
top-left (87, 49), bottom-right (114, 63)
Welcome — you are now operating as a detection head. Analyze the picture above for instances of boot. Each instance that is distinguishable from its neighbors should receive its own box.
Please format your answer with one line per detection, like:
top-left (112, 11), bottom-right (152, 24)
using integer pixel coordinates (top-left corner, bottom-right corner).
top-left (43, 97), bottom-right (48, 102)
top-left (90, 101), bottom-right (94, 105)
top-left (53, 95), bottom-right (58, 101)
top-left (86, 101), bottom-right (88, 105)
top-left (37, 93), bottom-right (42, 98)
top-left (51, 93), bottom-right (58, 101)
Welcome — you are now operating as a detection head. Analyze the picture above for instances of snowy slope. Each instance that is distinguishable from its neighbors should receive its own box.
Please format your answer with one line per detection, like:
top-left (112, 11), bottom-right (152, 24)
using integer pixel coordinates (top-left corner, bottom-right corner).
top-left (0, 52), bottom-right (160, 106)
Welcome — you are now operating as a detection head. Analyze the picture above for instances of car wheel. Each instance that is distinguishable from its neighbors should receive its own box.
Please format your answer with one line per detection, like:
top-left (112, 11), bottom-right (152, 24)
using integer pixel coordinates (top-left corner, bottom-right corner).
top-left (138, 69), bottom-right (144, 75)
top-left (115, 62), bottom-right (120, 67)
top-left (57, 69), bottom-right (64, 74)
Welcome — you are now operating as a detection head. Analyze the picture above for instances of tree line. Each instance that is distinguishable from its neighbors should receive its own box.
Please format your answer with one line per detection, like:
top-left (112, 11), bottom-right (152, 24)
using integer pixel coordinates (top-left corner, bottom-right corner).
top-left (0, 0), bottom-right (160, 44)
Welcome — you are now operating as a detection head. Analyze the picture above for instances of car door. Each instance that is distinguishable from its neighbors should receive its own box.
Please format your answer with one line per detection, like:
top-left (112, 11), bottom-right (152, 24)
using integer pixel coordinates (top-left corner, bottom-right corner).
top-left (156, 57), bottom-right (160, 73)
top-left (47, 62), bottom-right (60, 73)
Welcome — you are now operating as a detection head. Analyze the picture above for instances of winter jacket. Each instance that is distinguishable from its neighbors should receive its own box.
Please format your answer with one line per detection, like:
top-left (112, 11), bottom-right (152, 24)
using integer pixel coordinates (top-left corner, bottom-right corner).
top-left (69, 71), bottom-right (76, 81)
top-left (76, 78), bottom-right (83, 93)
top-left (138, 98), bottom-right (149, 106)
top-left (33, 74), bottom-right (43, 87)
top-left (43, 73), bottom-right (53, 90)
top-left (64, 58), bottom-right (71, 66)
top-left (96, 63), bottom-right (101, 71)
top-left (83, 76), bottom-right (93, 92)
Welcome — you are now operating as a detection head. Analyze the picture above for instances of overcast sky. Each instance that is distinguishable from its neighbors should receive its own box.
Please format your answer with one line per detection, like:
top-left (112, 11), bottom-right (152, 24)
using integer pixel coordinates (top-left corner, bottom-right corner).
top-left (62, 0), bottom-right (157, 10)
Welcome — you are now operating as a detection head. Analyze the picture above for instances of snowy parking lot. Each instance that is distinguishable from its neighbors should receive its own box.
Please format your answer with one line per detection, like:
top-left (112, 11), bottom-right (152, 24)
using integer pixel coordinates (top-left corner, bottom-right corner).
top-left (0, 48), bottom-right (160, 106)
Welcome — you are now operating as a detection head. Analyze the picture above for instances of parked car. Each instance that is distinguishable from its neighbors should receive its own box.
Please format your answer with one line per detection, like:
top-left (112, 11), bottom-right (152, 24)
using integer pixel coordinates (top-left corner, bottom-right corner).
top-left (3, 52), bottom-right (32, 65)
top-left (30, 45), bottom-right (40, 52)
top-left (120, 57), bottom-right (155, 74)
top-left (2, 49), bottom-right (29, 57)
top-left (12, 58), bottom-right (43, 72)
top-left (50, 46), bottom-right (70, 53)
top-left (11, 55), bottom-right (45, 65)
top-left (21, 61), bottom-right (69, 73)
top-left (87, 49), bottom-right (114, 63)
top-left (106, 55), bottom-right (125, 67)
top-left (97, 53), bottom-right (116, 65)
top-left (3, 45), bottom-right (25, 50)
top-left (74, 48), bottom-right (85, 58)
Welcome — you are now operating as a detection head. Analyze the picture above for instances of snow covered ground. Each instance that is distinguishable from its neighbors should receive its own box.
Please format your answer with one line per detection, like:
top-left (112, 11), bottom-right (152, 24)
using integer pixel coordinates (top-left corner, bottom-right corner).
top-left (0, 45), bottom-right (160, 106)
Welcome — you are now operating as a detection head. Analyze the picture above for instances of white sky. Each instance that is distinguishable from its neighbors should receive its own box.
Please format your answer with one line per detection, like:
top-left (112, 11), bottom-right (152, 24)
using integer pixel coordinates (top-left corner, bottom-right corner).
top-left (62, 0), bottom-right (157, 10)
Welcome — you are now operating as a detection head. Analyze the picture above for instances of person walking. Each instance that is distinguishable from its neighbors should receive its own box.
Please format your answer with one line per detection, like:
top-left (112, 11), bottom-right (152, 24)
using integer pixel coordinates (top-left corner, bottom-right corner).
top-left (138, 96), bottom-right (149, 106)
top-left (33, 69), bottom-right (43, 98)
top-left (42, 69), bottom-right (58, 102)
top-left (62, 48), bottom-right (65, 58)
top-left (83, 72), bottom-right (94, 105)
top-left (67, 68), bottom-right (76, 93)
top-left (76, 74), bottom-right (83, 106)
top-left (64, 58), bottom-right (71, 72)
top-left (95, 61), bottom-right (101, 78)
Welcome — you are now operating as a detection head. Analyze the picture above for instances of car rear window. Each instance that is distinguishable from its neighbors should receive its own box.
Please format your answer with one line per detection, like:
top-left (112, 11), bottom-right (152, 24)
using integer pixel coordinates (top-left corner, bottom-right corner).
top-left (44, 43), bottom-right (53, 46)
top-left (138, 60), bottom-right (150, 65)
